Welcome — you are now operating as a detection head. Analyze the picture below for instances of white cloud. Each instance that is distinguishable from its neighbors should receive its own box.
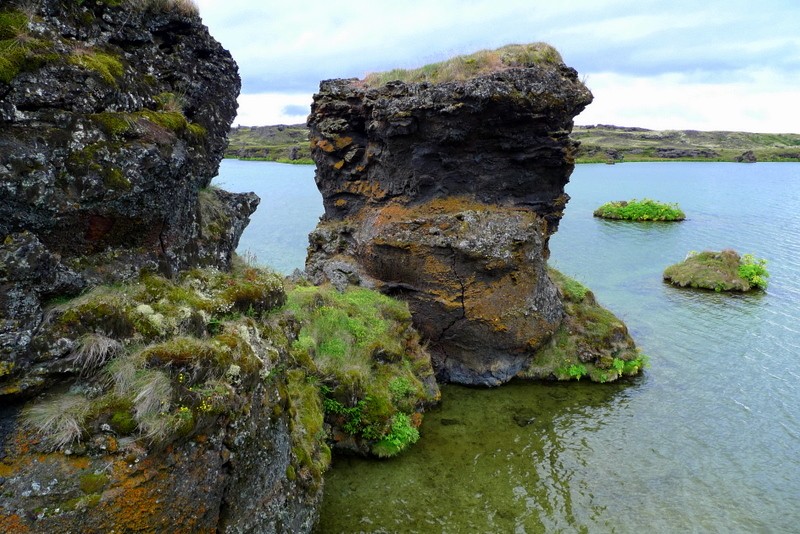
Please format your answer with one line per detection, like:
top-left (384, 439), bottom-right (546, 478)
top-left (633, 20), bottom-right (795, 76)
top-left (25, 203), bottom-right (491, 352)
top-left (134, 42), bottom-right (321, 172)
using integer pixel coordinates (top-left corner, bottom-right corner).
top-left (578, 70), bottom-right (800, 132)
top-left (233, 93), bottom-right (312, 127)
top-left (196, 0), bottom-right (800, 132)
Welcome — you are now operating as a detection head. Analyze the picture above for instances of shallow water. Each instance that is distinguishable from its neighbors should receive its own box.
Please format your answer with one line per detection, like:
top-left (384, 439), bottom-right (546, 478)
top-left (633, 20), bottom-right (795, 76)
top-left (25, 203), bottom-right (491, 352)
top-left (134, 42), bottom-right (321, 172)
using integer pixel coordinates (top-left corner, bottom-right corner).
top-left (217, 161), bottom-right (800, 533)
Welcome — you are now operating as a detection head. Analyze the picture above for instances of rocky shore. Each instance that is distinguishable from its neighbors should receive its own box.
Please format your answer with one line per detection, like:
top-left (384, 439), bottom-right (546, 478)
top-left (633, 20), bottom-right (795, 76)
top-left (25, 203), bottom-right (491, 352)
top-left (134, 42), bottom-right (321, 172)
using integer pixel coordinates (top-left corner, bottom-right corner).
top-left (2, 5), bottom-right (642, 531)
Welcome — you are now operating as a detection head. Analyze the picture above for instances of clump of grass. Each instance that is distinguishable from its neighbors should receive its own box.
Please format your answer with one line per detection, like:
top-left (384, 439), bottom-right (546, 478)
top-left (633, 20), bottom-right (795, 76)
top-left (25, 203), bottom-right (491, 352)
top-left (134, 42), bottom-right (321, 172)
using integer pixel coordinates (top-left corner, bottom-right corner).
top-left (283, 283), bottom-right (437, 457)
top-left (25, 266), bottom-right (291, 450)
top-left (21, 393), bottom-right (94, 451)
top-left (89, 0), bottom-right (199, 15)
top-left (361, 42), bottom-right (562, 87)
top-left (593, 198), bottom-right (685, 221)
top-left (519, 268), bottom-right (645, 383)
top-left (68, 47), bottom-right (123, 85)
top-left (0, 9), bottom-right (56, 84)
top-left (663, 250), bottom-right (768, 291)
top-left (129, 0), bottom-right (199, 16)
top-left (72, 333), bottom-right (124, 377)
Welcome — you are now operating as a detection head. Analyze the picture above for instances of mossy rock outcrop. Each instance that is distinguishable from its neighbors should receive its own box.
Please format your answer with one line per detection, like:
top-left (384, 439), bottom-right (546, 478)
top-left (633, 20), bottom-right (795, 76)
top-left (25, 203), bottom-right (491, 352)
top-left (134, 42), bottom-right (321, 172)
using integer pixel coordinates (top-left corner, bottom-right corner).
top-left (0, 265), bottom-right (324, 532)
top-left (306, 43), bottom-right (596, 386)
top-left (663, 250), bottom-right (769, 292)
top-left (0, 264), bottom-right (440, 531)
top-left (518, 269), bottom-right (645, 383)
top-left (1, 0), bottom-right (256, 398)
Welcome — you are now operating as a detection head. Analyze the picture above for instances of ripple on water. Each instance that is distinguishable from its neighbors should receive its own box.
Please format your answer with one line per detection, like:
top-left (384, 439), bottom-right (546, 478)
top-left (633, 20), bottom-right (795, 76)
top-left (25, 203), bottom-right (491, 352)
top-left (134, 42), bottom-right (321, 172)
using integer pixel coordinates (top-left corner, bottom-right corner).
top-left (216, 161), bottom-right (800, 533)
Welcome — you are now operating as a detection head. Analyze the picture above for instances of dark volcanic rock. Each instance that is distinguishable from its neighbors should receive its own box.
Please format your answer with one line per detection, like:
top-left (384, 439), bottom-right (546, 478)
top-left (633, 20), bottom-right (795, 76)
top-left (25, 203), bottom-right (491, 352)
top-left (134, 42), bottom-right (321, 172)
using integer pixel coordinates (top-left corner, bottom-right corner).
top-left (0, 0), bottom-right (248, 277)
top-left (0, 0), bottom-right (256, 396)
top-left (735, 150), bottom-right (758, 163)
top-left (306, 56), bottom-right (592, 385)
top-left (0, 3), bottom-right (325, 532)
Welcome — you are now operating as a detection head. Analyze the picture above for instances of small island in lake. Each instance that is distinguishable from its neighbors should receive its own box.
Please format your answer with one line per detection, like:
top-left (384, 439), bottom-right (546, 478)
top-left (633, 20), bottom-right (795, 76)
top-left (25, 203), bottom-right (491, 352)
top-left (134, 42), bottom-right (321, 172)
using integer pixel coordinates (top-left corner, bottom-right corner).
top-left (663, 250), bottom-right (769, 292)
top-left (593, 198), bottom-right (686, 221)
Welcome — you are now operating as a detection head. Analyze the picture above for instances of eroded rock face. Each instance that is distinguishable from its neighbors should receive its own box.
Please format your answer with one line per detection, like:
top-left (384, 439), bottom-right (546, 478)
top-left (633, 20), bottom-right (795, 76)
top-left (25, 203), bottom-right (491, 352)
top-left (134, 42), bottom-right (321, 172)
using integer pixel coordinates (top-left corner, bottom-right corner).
top-left (0, 0), bottom-right (256, 395)
top-left (306, 63), bottom-right (592, 385)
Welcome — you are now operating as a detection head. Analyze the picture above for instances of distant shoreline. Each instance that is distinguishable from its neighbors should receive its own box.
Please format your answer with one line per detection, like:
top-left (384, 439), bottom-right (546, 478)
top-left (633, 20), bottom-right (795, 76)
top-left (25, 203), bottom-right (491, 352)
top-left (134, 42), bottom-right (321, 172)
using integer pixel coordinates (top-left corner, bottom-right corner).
top-left (225, 124), bottom-right (800, 165)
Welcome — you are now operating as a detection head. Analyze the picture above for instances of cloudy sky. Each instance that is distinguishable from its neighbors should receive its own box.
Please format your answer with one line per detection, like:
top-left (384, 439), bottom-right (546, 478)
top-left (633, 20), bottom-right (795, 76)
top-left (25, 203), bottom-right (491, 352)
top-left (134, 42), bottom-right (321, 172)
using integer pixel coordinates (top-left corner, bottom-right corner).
top-left (195, 0), bottom-right (799, 132)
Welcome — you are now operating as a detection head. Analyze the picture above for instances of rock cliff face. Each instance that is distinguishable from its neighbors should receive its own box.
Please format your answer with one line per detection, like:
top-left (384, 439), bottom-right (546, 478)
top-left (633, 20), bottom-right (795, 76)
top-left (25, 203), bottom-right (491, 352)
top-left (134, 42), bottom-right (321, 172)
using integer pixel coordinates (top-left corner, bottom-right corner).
top-left (306, 46), bottom-right (593, 385)
top-left (0, 0), bottom-right (255, 397)
top-left (0, 2), bottom-right (326, 532)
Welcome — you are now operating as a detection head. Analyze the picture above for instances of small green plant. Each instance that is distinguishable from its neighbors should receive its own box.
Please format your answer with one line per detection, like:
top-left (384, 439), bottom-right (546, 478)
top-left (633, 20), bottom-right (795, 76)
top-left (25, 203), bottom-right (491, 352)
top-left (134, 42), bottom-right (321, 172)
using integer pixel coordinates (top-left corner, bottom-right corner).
top-left (565, 364), bottom-right (587, 380)
top-left (593, 198), bottom-right (685, 221)
top-left (738, 254), bottom-right (769, 290)
top-left (371, 413), bottom-right (420, 458)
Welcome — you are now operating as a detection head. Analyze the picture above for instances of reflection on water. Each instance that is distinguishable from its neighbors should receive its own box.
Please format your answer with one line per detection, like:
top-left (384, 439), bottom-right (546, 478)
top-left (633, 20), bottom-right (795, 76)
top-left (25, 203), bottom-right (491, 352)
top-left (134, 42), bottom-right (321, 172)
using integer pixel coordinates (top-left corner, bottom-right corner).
top-left (318, 381), bottom-right (636, 533)
top-left (216, 161), bottom-right (800, 532)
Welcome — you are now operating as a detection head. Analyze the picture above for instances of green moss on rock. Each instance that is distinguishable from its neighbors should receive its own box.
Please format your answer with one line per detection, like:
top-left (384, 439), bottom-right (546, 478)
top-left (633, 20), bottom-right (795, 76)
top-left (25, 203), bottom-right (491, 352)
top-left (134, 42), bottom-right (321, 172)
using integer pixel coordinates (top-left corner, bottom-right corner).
top-left (519, 268), bottom-right (645, 383)
top-left (283, 283), bottom-right (438, 457)
top-left (69, 49), bottom-right (123, 85)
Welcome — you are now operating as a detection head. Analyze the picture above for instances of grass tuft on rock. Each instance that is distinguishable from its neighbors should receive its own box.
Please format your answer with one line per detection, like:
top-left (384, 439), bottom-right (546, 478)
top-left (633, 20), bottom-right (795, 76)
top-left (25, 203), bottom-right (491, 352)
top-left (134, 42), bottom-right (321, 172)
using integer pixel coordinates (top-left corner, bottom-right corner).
top-left (593, 198), bottom-right (685, 221)
top-left (663, 250), bottom-right (768, 292)
top-left (362, 42), bottom-right (562, 87)
top-left (24, 265), bottom-right (288, 450)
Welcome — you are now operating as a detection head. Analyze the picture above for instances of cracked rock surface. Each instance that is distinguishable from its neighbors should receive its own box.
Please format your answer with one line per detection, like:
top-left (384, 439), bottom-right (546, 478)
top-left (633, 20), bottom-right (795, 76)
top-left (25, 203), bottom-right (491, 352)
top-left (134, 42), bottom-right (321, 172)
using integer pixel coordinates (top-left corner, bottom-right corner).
top-left (305, 61), bottom-right (592, 385)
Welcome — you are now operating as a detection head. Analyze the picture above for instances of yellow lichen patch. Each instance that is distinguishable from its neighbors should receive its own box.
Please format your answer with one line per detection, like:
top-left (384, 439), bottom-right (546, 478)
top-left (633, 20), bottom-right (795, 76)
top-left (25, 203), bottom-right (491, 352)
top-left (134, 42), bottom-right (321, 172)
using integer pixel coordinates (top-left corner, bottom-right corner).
top-left (334, 199), bottom-right (347, 208)
top-left (333, 136), bottom-right (353, 150)
top-left (341, 180), bottom-right (389, 200)
top-left (333, 160), bottom-right (345, 170)
top-left (0, 361), bottom-right (14, 377)
top-left (316, 139), bottom-right (335, 152)
top-left (0, 511), bottom-right (29, 533)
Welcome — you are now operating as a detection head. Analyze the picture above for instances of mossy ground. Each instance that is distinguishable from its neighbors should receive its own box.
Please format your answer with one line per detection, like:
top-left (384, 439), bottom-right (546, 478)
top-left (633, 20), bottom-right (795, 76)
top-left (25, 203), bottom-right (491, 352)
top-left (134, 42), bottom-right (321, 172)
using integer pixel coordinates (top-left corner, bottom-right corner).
top-left (19, 262), bottom-right (437, 467)
top-left (23, 262), bottom-right (286, 450)
top-left (519, 268), bottom-right (646, 383)
top-left (663, 250), bottom-right (768, 292)
top-left (593, 199), bottom-right (685, 221)
top-left (281, 283), bottom-right (438, 457)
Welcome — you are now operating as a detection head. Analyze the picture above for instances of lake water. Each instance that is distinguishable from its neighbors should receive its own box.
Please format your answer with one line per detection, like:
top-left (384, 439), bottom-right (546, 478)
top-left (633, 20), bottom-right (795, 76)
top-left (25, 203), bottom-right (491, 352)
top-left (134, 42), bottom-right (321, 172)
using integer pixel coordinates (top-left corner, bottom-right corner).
top-left (215, 160), bottom-right (800, 533)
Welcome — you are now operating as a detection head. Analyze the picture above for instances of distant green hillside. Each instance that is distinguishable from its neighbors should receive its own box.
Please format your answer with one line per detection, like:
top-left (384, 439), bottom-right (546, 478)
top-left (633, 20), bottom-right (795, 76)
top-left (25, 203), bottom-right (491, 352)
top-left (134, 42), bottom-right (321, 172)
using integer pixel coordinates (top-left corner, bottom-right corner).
top-left (225, 124), bottom-right (800, 164)
top-left (573, 125), bottom-right (800, 163)
top-left (225, 125), bottom-right (312, 164)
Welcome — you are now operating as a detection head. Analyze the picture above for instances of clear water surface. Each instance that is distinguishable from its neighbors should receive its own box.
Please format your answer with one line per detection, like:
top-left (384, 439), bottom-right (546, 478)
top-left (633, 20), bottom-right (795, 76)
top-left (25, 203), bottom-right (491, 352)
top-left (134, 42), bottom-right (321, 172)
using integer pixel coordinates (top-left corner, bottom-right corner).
top-left (215, 160), bottom-right (800, 533)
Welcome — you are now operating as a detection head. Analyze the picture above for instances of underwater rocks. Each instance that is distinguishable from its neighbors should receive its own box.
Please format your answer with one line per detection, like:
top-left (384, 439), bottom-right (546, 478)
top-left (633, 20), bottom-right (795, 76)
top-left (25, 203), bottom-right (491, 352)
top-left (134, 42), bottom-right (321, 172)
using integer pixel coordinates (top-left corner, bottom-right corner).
top-left (306, 45), bottom-right (593, 385)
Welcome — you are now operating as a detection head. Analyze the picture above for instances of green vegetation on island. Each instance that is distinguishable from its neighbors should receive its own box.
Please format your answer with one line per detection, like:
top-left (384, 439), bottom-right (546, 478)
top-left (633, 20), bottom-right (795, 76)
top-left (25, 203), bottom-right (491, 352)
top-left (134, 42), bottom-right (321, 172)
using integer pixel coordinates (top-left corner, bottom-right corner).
top-left (225, 123), bottom-right (800, 165)
top-left (663, 250), bottom-right (769, 292)
top-left (361, 42), bottom-right (562, 87)
top-left (593, 198), bottom-right (685, 221)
